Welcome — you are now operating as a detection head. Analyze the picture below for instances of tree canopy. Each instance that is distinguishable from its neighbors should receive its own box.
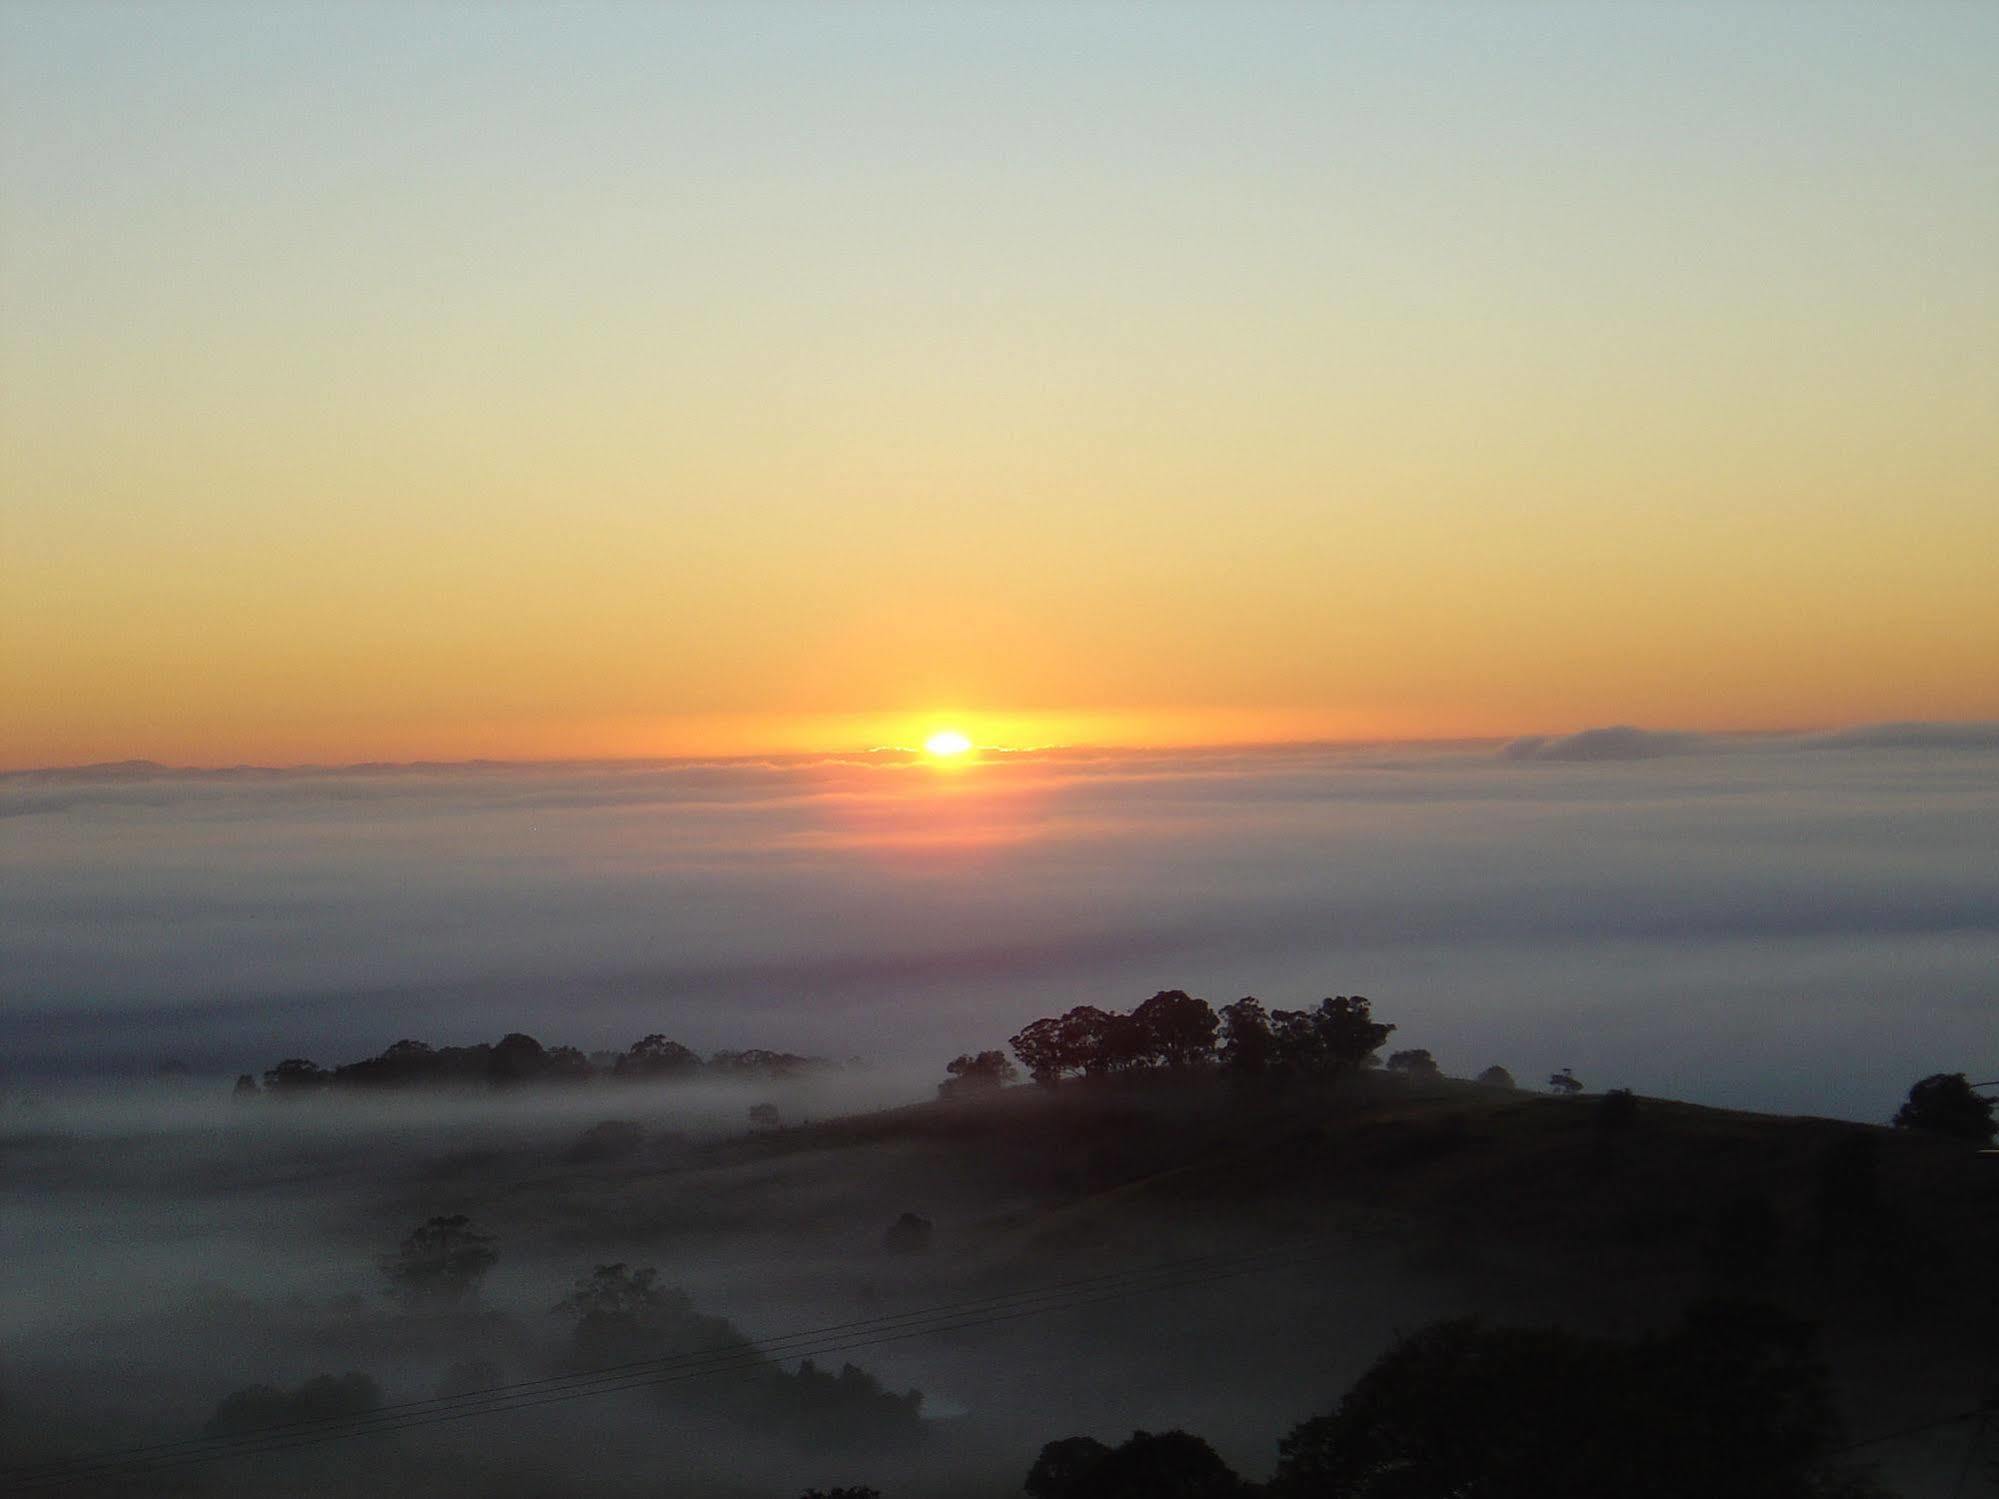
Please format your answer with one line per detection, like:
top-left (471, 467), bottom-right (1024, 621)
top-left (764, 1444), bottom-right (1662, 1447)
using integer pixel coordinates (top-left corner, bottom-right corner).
top-left (1006, 992), bottom-right (1396, 1086)
top-left (1268, 1302), bottom-right (1884, 1499)
top-left (1890, 1072), bottom-right (1996, 1144)
top-left (380, 1215), bottom-right (498, 1310)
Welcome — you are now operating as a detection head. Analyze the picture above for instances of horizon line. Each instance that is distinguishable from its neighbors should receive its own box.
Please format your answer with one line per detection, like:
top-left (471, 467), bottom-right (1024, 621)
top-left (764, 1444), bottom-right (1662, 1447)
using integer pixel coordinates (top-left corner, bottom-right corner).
top-left (10, 717), bottom-right (1995, 779)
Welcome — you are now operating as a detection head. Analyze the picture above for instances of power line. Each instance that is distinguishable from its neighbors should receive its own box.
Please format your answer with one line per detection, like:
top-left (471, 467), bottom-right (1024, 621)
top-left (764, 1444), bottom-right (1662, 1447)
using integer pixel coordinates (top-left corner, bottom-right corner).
top-left (5, 1233), bottom-right (1348, 1492)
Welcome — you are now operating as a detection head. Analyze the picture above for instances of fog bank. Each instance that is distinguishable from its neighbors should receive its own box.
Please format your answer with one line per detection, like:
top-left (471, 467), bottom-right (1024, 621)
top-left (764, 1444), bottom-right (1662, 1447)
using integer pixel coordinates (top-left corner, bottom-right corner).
top-left (5, 730), bottom-right (1995, 1122)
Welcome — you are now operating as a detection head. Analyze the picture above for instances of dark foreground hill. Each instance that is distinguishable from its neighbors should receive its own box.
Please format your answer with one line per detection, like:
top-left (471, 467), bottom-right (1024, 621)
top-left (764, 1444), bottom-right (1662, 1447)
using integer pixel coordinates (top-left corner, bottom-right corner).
top-left (379, 1069), bottom-right (1995, 1496)
top-left (4, 1067), bottom-right (1991, 1498)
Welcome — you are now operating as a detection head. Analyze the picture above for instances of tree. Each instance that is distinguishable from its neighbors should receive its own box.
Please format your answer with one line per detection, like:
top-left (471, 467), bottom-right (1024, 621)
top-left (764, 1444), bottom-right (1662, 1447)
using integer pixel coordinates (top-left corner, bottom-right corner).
top-left (1054, 1429), bottom-right (1249, 1498)
top-left (748, 1101), bottom-right (781, 1129)
top-left (487, 1031), bottom-right (549, 1086)
top-left (1548, 1067), bottom-right (1583, 1096)
top-left (380, 1215), bottom-right (497, 1309)
top-left (552, 1263), bottom-right (746, 1371)
top-left (938, 1050), bottom-right (1017, 1098)
top-left (1475, 1065), bottom-right (1516, 1089)
top-left (262, 1058), bottom-right (327, 1094)
top-left (1026, 1436), bottom-right (1113, 1498)
top-left (1057, 1006), bottom-right (1120, 1077)
top-left (712, 1048), bottom-right (822, 1079)
top-left (1011, 1016), bottom-right (1072, 1086)
top-left (1269, 1304), bottom-right (1880, 1499)
top-left (614, 1034), bottom-right (703, 1080)
top-left (1011, 1006), bottom-right (1128, 1081)
top-left (551, 1266), bottom-right (921, 1444)
top-left (1268, 996), bottom-right (1394, 1076)
top-left (1131, 991), bottom-right (1220, 1069)
top-left (1891, 1072), bottom-right (1996, 1144)
top-left (204, 1372), bottom-right (380, 1439)
top-left (1317, 996), bottom-right (1394, 1072)
top-left (231, 1073), bottom-right (259, 1099)
top-left (1218, 998), bottom-right (1275, 1075)
top-left (544, 1044), bottom-right (593, 1082)
top-left (883, 1212), bottom-right (933, 1254)
top-left (1386, 1048), bottom-right (1441, 1080)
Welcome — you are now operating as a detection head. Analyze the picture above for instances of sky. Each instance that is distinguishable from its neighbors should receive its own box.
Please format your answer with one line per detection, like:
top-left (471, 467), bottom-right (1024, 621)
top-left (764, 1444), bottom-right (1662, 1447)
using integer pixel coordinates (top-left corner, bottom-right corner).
top-left (4, 1), bottom-right (1997, 768)
top-left (5, 731), bottom-right (1996, 1122)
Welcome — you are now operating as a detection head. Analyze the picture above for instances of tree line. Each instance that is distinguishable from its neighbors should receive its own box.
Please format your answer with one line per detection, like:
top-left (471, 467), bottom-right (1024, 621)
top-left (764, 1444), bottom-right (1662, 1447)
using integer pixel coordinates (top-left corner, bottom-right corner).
top-left (937, 991), bottom-right (1520, 1099)
top-left (239, 1031), bottom-right (841, 1097)
top-left (1004, 991), bottom-right (1398, 1087)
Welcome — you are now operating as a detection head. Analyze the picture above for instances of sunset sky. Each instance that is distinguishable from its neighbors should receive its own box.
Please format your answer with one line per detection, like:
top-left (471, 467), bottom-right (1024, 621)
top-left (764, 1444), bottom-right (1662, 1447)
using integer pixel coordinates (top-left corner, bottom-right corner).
top-left (4, 2), bottom-right (1995, 769)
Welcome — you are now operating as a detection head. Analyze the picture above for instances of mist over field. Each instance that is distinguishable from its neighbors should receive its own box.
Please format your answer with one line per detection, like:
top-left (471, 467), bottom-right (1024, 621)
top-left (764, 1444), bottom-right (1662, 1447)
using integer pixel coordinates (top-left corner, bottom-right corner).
top-left (6, 727), bottom-right (1995, 1123)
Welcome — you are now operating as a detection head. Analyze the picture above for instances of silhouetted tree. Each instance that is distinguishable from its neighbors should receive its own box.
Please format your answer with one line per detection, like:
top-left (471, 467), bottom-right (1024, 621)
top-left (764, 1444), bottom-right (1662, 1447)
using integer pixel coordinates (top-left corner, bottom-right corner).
top-left (938, 1050), bottom-right (1017, 1098)
top-left (203, 1372), bottom-right (379, 1439)
top-left (1218, 997), bottom-right (1276, 1075)
top-left (1011, 1016), bottom-right (1073, 1086)
top-left (544, 1044), bottom-right (592, 1081)
top-left (614, 1034), bottom-right (703, 1080)
top-left (1058, 1006), bottom-right (1121, 1077)
top-left (381, 1215), bottom-right (497, 1310)
top-left (554, 1263), bottom-right (710, 1365)
top-left (232, 1073), bottom-right (259, 1099)
top-left (1548, 1067), bottom-right (1583, 1096)
top-left (883, 1212), bottom-right (933, 1254)
top-left (1011, 1006), bottom-right (1127, 1081)
top-left (1475, 1065), bottom-right (1516, 1089)
top-left (1891, 1072), bottom-right (1996, 1144)
top-left (1386, 1048), bottom-right (1441, 1080)
top-left (1269, 996), bottom-right (1394, 1076)
top-left (1131, 990), bottom-right (1220, 1069)
top-left (1045, 1429), bottom-right (1249, 1498)
top-left (1270, 1302), bottom-right (1881, 1499)
top-left (749, 1101), bottom-right (781, 1130)
top-left (487, 1031), bottom-right (550, 1086)
top-left (1026, 1436), bottom-right (1113, 1498)
top-left (262, 1057), bottom-right (327, 1093)
top-left (779, 1359), bottom-right (924, 1450)
top-left (711, 1048), bottom-right (824, 1079)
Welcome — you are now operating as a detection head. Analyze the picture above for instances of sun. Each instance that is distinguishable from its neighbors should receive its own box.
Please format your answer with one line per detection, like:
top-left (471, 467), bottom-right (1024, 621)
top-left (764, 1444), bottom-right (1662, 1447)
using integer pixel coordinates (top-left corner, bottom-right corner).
top-left (923, 729), bottom-right (974, 759)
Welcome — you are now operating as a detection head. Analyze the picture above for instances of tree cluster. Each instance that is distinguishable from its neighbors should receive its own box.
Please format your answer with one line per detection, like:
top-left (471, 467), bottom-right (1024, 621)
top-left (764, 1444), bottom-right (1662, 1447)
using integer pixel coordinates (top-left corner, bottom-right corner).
top-left (1890, 1071), bottom-right (1996, 1145)
top-left (1024, 1301), bottom-right (1887, 1499)
top-left (252, 1032), bottom-right (837, 1096)
top-left (1005, 992), bottom-right (1394, 1087)
top-left (549, 1262), bottom-right (922, 1449)
top-left (937, 1051), bottom-right (1018, 1099)
top-left (203, 1372), bottom-right (382, 1440)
